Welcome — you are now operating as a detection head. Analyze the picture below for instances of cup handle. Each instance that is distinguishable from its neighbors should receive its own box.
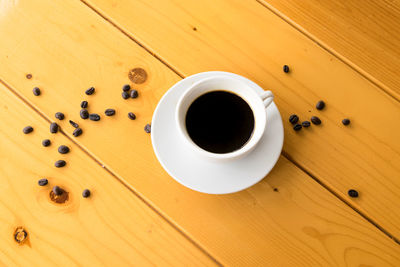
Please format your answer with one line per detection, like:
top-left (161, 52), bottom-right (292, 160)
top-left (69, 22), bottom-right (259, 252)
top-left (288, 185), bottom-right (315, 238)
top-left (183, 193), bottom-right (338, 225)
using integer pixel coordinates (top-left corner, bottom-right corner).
top-left (259, 90), bottom-right (274, 108)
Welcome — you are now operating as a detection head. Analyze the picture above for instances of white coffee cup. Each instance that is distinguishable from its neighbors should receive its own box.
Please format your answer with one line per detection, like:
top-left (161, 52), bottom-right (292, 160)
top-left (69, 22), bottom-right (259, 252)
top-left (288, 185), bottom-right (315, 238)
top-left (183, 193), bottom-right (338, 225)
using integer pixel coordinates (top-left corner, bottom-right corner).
top-left (176, 75), bottom-right (274, 161)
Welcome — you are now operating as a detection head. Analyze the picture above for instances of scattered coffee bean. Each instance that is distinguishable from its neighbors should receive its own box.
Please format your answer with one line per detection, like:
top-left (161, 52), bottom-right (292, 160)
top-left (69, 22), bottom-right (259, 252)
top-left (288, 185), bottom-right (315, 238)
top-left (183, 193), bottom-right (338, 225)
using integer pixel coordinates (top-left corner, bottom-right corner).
top-left (89, 113), bottom-right (100, 121)
top-left (23, 126), bottom-right (34, 134)
top-left (348, 189), bottom-right (358, 198)
top-left (85, 87), bottom-right (95, 95)
top-left (33, 87), bottom-right (41, 96)
top-left (128, 112), bottom-right (136, 120)
top-left (55, 112), bottom-right (65, 120)
top-left (38, 178), bottom-right (48, 186)
top-left (50, 122), bottom-right (59, 134)
top-left (80, 109), bottom-right (89, 119)
top-left (42, 139), bottom-right (51, 147)
top-left (122, 91), bottom-right (129, 99)
top-left (81, 101), bottom-right (88, 109)
top-left (316, 100), bottom-right (325, 110)
top-left (311, 116), bottom-right (321, 125)
top-left (144, 124), bottom-right (151, 133)
top-left (283, 65), bottom-right (290, 73)
top-left (342, 118), bottom-right (351, 126)
top-left (58, 145), bottom-right (70, 154)
top-left (73, 127), bottom-right (83, 137)
top-left (289, 114), bottom-right (299, 124)
top-left (302, 121), bottom-right (311, 127)
top-left (122, 84), bottom-right (130, 92)
top-left (293, 124), bottom-right (302, 131)
top-left (105, 109), bottom-right (116, 116)
top-left (52, 186), bottom-right (63, 195)
top-left (69, 120), bottom-right (79, 128)
top-left (55, 160), bottom-right (66, 168)
top-left (82, 189), bottom-right (91, 198)
top-left (130, 89), bottom-right (138, 98)
top-left (26, 74), bottom-right (32, 79)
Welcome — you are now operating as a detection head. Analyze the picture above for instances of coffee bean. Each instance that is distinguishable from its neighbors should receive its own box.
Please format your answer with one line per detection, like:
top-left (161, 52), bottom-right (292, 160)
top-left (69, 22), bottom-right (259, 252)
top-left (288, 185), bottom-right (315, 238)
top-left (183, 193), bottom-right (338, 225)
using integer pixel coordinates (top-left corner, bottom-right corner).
top-left (85, 87), bottom-right (95, 95)
top-left (289, 114), bottom-right (299, 124)
top-left (82, 189), bottom-right (91, 198)
top-left (122, 84), bottom-right (130, 92)
top-left (128, 112), bottom-right (136, 120)
top-left (81, 101), bottom-right (88, 109)
top-left (55, 112), bottom-right (65, 120)
top-left (73, 127), bottom-right (83, 137)
top-left (283, 65), bottom-right (290, 73)
top-left (52, 186), bottom-right (63, 195)
top-left (122, 91), bottom-right (129, 99)
top-left (80, 109), bottom-right (89, 119)
top-left (105, 109), bottom-right (115, 116)
top-left (38, 178), bottom-right (48, 186)
top-left (26, 74), bottom-right (32, 79)
top-left (50, 122), bottom-right (59, 133)
top-left (144, 124), bottom-right (151, 133)
top-left (55, 160), bottom-right (66, 168)
top-left (23, 126), bottom-right (33, 134)
top-left (58, 145), bottom-right (70, 154)
top-left (89, 113), bottom-right (100, 121)
top-left (311, 116), bottom-right (321, 125)
top-left (69, 120), bottom-right (79, 128)
top-left (130, 89), bottom-right (138, 98)
top-left (316, 100), bottom-right (325, 110)
top-left (302, 121), bottom-right (311, 127)
top-left (42, 139), bottom-right (51, 147)
top-left (342, 118), bottom-right (350, 125)
top-left (33, 87), bottom-right (41, 96)
top-left (348, 189), bottom-right (358, 198)
top-left (293, 124), bottom-right (302, 131)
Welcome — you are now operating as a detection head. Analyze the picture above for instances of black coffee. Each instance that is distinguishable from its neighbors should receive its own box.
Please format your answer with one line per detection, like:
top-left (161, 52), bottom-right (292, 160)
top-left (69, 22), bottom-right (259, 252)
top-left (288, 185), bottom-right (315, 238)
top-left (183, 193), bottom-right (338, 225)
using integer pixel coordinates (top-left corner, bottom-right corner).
top-left (185, 90), bottom-right (254, 154)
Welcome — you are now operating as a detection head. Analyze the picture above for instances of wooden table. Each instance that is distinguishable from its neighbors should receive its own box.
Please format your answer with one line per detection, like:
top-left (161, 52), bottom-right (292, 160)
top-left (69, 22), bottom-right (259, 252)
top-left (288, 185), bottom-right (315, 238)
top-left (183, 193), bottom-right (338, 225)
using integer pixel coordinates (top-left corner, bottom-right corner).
top-left (0, 0), bottom-right (399, 265)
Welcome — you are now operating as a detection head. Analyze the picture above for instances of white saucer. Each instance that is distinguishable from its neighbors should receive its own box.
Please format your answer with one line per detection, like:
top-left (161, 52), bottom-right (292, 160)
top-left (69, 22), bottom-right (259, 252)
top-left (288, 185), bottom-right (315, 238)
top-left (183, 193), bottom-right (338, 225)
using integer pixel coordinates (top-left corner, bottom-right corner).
top-left (151, 71), bottom-right (284, 194)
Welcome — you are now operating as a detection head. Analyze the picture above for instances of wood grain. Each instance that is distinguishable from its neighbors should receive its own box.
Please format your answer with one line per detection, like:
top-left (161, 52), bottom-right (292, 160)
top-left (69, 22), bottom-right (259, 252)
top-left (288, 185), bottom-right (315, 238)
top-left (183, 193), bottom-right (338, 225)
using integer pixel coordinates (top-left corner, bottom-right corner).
top-left (0, 0), bottom-right (399, 265)
top-left (80, 0), bottom-right (400, 238)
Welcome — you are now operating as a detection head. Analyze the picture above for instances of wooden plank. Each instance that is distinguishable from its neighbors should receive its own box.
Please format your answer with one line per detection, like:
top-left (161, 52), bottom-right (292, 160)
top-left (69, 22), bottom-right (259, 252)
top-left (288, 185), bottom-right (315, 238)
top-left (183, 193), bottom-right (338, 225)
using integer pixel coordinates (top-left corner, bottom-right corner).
top-left (259, 0), bottom-right (400, 99)
top-left (0, 84), bottom-right (215, 266)
top-left (79, 0), bottom-right (400, 237)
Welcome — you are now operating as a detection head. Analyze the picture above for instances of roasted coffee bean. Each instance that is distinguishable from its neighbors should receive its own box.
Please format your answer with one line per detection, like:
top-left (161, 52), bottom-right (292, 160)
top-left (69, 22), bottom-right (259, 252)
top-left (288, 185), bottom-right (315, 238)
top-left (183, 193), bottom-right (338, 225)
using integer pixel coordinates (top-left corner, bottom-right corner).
top-left (81, 101), bottom-right (88, 109)
top-left (38, 178), bottom-right (48, 186)
top-left (122, 91), bottom-right (129, 99)
top-left (85, 87), bottom-right (95, 95)
top-left (144, 124), bottom-right (151, 133)
top-left (316, 100), bottom-right (325, 110)
top-left (33, 87), bottom-right (41, 96)
top-left (50, 122), bottom-right (59, 133)
top-left (26, 74), bottom-right (32, 79)
top-left (293, 124), bottom-right (302, 131)
top-left (342, 118), bottom-right (351, 125)
top-left (23, 126), bottom-right (34, 134)
top-left (128, 112), bottom-right (136, 120)
top-left (82, 189), bottom-right (91, 198)
top-left (52, 186), bottom-right (63, 195)
top-left (58, 145), bottom-right (70, 154)
top-left (283, 65), bottom-right (290, 73)
top-left (69, 120), bottom-right (79, 128)
top-left (122, 84), bottom-right (130, 92)
top-left (130, 89), bottom-right (138, 98)
top-left (55, 160), bottom-right (66, 168)
top-left (311, 116), bottom-right (321, 125)
top-left (73, 127), bottom-right (83, 137)
top-left (55, 112), bottom-right (65, 120)
top-left (80, 109), bottom-right (89, 119)
top-left (289, 114), bottom-right (299, 124)
top-left (348, 189), bottom-right (358, 198)
top-left (302, 121), bottom-right (311, 127)
top-left (105, 109), bottom-right (115, 116)
top-left (89, 113), bottom-right (100, 121)
top-left (42, 139), bottom-right (51, 147)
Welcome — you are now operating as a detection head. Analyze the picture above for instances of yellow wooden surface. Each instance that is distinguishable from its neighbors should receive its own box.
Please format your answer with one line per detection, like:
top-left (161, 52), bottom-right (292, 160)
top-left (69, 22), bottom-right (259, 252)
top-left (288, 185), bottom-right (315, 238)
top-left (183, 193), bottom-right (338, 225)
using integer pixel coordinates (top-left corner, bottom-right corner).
top-left (80, 0), bottom-right (400, 238)
top-left (0, 83), bottom-right (215, 266)
top-left (0, 0), bottom-right (399, 266)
